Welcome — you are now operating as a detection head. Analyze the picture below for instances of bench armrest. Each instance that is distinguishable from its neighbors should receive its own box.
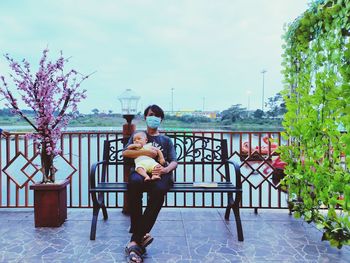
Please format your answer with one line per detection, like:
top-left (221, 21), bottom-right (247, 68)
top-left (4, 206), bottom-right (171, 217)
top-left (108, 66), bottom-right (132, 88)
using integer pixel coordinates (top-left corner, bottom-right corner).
top-left (89, 161), bottom-right (107, 190)
top-left (225, 160), bottom-right (242, 189)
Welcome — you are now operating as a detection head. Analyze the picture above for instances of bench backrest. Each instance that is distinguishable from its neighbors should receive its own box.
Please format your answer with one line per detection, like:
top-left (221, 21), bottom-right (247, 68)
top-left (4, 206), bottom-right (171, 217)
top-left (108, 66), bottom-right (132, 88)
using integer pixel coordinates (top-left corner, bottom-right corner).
top-left (101, 134), bottom-right (231, 183)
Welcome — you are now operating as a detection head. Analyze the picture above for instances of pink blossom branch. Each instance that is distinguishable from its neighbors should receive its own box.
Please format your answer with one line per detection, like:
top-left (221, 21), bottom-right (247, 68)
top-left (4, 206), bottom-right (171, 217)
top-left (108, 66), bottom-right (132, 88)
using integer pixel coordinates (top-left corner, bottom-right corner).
top-left (0, 49), bottom-right (89, 161)
top-left (52, 90), bottom-right (72, 129)
top-left (6, 90), bottom-right (39, 131)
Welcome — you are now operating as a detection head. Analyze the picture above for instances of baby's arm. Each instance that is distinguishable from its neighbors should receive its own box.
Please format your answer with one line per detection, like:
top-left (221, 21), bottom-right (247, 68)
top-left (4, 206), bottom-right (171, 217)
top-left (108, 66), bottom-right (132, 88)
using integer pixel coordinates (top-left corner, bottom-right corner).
top-left (146, 146), bottom-right (165, 165)
top-left (147, 146), bottom-right (165, 165)
top-left (156, 149), bottom-right (166, 165)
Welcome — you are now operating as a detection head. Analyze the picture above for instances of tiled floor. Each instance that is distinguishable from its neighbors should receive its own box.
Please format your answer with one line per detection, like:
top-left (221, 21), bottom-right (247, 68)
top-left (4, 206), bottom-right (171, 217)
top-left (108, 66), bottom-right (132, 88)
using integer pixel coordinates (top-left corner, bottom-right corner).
top-left (0, 208), bottom-right (349, 262)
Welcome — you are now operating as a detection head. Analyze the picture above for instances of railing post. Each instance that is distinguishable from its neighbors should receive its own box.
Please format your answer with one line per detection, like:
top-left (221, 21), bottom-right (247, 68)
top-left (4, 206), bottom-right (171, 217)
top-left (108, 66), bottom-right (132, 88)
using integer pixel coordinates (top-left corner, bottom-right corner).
top-left (122, 114), bottom-right (136, 214)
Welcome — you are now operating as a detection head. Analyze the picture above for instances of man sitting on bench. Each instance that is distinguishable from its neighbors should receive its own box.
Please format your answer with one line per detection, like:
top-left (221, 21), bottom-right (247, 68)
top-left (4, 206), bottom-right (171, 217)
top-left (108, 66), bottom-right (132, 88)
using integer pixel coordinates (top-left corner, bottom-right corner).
top-left (122, 104), bottom-right (178, 263)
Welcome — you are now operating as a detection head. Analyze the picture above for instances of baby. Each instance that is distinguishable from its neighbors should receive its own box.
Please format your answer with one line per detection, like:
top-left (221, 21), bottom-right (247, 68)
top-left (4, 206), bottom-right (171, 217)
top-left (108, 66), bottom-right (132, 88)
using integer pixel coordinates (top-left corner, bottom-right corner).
top-left (127, 131), bottom-right (165, 181)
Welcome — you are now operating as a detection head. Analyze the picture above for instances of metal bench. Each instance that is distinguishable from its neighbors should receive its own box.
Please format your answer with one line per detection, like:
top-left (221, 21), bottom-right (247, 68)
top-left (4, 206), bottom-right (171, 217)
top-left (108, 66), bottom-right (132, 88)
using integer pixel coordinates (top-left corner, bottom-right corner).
top-left (89, 134), bottom-right (244, 241)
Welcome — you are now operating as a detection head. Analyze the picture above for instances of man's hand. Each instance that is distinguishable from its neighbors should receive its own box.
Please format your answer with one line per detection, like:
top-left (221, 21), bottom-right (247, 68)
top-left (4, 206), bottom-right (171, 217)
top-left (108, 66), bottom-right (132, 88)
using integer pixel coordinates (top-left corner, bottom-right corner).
top-left (134, 143), bottom-right (142, 149)
top-left (151, 164), bottom-right (167, 179)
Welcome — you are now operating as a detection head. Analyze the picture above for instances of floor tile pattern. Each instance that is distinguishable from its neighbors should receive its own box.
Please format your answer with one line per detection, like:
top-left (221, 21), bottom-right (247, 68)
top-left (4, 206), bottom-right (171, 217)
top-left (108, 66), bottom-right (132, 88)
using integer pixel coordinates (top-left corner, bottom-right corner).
top-left (0, 208), bottom-right (349, 262)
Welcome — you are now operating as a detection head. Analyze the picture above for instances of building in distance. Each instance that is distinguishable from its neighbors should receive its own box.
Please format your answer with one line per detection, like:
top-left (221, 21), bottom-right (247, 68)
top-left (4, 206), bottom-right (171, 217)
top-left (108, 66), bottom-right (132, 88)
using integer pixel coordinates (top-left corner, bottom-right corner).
top-left (165, 110), bottom-right (219, 119)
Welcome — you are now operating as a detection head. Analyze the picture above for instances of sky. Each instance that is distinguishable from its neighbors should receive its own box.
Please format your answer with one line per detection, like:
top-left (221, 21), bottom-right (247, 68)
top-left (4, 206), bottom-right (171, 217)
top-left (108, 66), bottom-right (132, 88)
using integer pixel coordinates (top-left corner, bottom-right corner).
top-left (0, 0), bottom-right (310, 114)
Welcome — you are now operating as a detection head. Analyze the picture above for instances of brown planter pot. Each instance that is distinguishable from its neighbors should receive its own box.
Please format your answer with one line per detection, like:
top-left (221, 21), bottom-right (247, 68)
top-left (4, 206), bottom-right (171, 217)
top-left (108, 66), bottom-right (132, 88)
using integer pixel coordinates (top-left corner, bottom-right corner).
top-left (30, 178), bottom-right (70, 227)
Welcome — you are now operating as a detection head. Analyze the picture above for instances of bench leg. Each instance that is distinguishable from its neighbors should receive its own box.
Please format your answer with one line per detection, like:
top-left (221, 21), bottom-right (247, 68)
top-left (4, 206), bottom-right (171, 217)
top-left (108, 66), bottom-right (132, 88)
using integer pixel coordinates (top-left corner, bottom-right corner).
top-left (232, 203), bottom-right (244, 241)
top-left (101, 203), bottom-right (108, 220)
top-left (99, 193), bottom-right (108, 220)
top-left (90, 192), bottom-right (109, 240)
top-left (90, 205), bottom-right (100, 240)
top-left (225, 202), bottom-right (232, 220)
top-left (225, 193), bottom-right (234, 220)
top-left (225, 193), bottom-right (244, 241)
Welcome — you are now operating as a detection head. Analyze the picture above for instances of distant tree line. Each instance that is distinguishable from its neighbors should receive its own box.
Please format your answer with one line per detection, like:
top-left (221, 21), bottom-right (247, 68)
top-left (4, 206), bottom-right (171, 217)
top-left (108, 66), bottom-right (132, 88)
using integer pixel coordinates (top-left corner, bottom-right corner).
top-left (219, 92), bottom-right (286, 125)
top-left (0, 108), bottom-right (24, 116)
top-left (0, 92), bottom-right (286, 126)
top-left (165, 114), bottom-right (212, 123)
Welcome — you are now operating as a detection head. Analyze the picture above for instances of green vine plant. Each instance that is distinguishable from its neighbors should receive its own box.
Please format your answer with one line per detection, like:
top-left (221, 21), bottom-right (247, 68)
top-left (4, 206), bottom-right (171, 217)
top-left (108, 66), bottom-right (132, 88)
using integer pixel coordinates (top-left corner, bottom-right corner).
top-left (280, 0), bottom-right (350, 248)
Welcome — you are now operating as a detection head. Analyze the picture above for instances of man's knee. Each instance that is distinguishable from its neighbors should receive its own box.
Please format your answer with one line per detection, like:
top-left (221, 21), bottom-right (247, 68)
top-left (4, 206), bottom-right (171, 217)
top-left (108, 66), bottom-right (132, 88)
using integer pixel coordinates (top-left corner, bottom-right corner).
top-left (151, 175), bottom-right (173, 195)
top-left (127, 172), bottom-right (144, 194)
top-left (128, 172), bottom-right (144, 185)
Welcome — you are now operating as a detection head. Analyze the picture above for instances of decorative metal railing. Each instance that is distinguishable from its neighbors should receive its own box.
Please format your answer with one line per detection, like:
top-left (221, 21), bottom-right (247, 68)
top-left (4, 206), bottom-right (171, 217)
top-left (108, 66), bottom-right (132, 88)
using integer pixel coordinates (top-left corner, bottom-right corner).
top-left (0, 131), bottom-right (287, 209)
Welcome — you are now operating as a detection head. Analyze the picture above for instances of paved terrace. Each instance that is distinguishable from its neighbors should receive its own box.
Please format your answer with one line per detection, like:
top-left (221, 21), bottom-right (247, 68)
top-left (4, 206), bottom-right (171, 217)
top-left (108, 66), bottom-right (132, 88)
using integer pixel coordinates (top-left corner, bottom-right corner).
top-left (0, 208), bottom-right (349, 263)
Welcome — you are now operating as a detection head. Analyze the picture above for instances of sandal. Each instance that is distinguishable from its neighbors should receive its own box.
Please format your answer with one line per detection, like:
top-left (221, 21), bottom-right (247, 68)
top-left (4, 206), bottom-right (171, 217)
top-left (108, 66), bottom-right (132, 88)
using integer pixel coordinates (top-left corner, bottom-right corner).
top-left (125, 245), bottom-right (144, 263)
top-left (141, 234), bottom-right (154, 248)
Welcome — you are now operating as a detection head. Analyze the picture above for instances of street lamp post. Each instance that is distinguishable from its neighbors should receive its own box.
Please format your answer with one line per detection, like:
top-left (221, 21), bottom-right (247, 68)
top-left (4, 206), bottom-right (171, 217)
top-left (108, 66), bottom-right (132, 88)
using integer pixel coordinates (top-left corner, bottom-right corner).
top-left (246, 90), bottom-right (251, 117)
top-left (117, 88), bottom-right (140, 214)
top-left (261, 69), bottom-right (267, 112)
top-left (171, 88), bottom-right (174, 113)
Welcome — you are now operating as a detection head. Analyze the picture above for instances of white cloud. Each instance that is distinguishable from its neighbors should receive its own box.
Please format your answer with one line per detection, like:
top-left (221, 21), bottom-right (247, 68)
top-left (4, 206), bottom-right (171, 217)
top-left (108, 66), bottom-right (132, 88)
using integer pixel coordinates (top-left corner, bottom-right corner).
top-left (0, 0), bottom-right (309, 114)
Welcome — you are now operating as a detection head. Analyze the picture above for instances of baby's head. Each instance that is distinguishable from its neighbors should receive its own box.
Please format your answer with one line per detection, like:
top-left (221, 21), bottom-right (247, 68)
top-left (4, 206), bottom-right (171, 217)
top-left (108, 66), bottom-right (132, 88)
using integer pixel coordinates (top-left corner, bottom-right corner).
top-left (133, 131), bottom-right (148, 146)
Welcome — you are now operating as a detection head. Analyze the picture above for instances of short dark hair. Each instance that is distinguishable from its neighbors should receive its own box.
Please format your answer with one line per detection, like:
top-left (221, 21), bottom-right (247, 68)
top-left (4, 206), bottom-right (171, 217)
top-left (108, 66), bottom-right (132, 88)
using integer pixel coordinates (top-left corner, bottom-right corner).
top-left (144, 104), bottom-right (164, 120)
top-left (134, 130), bottom-right (147, 137)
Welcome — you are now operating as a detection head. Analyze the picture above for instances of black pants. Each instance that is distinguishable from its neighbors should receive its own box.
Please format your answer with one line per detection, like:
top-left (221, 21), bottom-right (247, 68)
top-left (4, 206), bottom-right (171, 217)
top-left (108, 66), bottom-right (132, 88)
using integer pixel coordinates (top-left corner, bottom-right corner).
top-left (127, 171), bottom-right (173, 244)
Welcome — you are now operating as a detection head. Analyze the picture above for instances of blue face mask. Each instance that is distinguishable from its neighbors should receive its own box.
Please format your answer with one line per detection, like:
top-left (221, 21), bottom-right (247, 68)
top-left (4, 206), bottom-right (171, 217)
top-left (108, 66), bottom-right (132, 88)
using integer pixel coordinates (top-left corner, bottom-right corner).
top-left (146, 116), bottom-right (161, 129)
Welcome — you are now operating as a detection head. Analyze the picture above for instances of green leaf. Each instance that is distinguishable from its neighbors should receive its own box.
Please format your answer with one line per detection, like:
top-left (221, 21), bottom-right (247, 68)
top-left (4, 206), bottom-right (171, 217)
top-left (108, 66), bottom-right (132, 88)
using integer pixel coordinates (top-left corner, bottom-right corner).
top-left (316, 223), bottom-right (325, 230)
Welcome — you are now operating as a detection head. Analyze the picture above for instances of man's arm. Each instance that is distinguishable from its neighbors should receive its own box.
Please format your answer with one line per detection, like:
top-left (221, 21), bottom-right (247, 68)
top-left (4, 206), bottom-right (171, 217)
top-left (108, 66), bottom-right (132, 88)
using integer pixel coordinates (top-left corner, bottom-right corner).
top-left (123, 135), bottom-right (157, 159)
top-left (123, 148), bottom-right (158, 159)
top-left (164, 161), bottom-right (177, 173)
top-left (127, 143), bottom-right (142, 150)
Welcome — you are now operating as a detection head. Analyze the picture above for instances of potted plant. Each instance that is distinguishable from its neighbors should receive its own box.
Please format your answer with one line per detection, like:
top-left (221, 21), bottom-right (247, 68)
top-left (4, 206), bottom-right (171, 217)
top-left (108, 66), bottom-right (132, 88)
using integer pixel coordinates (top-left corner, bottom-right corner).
top-left (0, 49), bottom-right (90, 226)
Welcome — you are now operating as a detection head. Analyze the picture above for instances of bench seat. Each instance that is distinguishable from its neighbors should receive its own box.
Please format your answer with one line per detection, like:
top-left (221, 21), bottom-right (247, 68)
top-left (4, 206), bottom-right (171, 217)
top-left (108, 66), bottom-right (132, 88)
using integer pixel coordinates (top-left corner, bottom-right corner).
top-left (91, 182), bottom-right (242, 193)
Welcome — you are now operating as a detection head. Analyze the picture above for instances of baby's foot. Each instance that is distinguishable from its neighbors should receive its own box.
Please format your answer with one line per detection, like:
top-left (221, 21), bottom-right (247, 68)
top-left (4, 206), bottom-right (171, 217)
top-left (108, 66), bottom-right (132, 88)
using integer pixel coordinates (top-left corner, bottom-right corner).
top-left (144, 176), bottom-right (151, 182)
top-left (151, 175), bottom-right (161, 181)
